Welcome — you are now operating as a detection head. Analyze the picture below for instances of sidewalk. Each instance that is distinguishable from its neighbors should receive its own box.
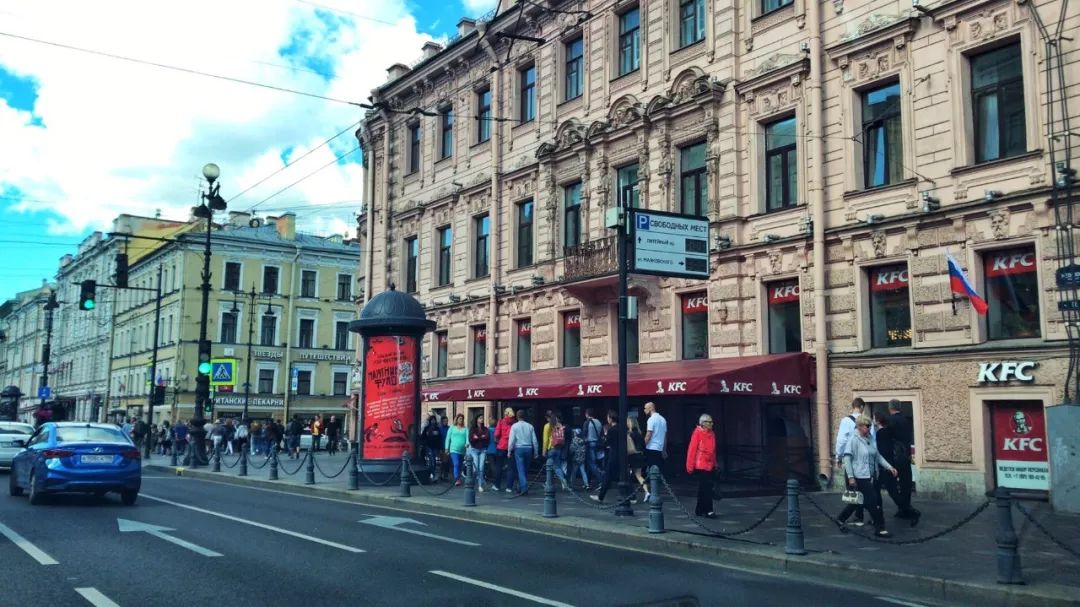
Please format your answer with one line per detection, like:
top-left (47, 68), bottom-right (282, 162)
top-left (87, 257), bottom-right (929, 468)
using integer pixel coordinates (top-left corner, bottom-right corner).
top-left (147, 452), bottom-right (1080, 607)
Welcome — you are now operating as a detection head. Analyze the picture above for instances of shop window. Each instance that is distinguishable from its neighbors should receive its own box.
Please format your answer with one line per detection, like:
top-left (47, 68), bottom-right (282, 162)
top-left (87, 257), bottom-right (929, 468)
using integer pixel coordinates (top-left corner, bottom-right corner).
top-left (516, 319), bottom-right (532, 371)
top-left (869, 264), bottom-right (911, 348)
top-left (971, 43), bottom-right (1026, 163)
top-left (681, 292), bottom-right (708, 360)
top-left (562, 310), bottom-right (581, 368)
top-left (767, 279), bottom-right (801, 353)
top-left (472, 325), bottom-right (487, 374)
top-left (984, 247), bottom-right (1040, 339)
top-left (435, 331), bottom-right (448, 378)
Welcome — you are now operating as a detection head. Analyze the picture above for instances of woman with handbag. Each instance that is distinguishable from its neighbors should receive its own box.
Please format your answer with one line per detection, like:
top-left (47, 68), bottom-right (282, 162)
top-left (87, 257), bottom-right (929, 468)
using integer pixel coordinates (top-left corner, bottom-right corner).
top-left (838, 415), bottom-right (898, 537)
top-left (685, 414), bottom-right (718, 518)
top-left (627, 417), bottom-right (647, 502)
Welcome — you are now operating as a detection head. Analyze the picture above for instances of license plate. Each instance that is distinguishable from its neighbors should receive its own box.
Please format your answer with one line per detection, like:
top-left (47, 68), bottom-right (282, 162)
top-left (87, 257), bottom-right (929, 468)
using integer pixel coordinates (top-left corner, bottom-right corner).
top-left (80, 455), bottom-right (113, 464)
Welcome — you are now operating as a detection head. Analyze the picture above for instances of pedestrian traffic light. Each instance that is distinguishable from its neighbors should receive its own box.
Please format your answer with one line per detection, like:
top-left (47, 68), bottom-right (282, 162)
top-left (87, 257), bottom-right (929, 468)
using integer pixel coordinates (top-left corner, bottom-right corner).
top-left (79, 280), bottom-right (96, 311)
top-left (203, 401), bottom-right (213, 415)
top-left (197, 339), bottom-right (212, 375)
top-left (115, 253), bottom-right (129, 288)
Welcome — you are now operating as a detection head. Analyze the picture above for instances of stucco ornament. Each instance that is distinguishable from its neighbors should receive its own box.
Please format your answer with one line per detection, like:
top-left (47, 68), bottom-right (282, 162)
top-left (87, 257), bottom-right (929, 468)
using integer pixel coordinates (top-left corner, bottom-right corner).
top-left (768, 250), bottom-right (782, 274)
top-left (871, 231), bottom-right (887, 258)
top-left (989, 209), bottom-right (1008, 240)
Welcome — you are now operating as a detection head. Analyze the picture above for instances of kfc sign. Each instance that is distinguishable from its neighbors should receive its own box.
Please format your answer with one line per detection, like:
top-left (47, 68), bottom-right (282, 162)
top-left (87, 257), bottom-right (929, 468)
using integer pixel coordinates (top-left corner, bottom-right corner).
top-left (577, 384), bottom-right (604, 395)
top-left (991, 402), bottom-right (1049, 491)
top-left (985, 249), bottom-right (1037, 278)
top-left (870, 265), bottom-right (910, 292)
top-left (564, 312), bottom-right (581, 330)
top-left (474, 328), bottom-right (486, 343)
top-left (518, 321), bottom-right (532, 336)
top-left (768, 281), bottom-right (801, 305)
top-left (977, 361), bottom-right (1037, 383)
top-left (682, 293), bottom-right (709, 314)
top-left (423, 392), bottom-right (441, 401)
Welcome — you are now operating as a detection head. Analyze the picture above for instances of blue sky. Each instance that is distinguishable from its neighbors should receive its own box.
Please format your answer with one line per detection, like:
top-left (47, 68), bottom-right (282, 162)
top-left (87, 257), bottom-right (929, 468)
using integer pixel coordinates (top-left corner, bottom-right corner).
top-left (0, 0), bottom-right (491, 303)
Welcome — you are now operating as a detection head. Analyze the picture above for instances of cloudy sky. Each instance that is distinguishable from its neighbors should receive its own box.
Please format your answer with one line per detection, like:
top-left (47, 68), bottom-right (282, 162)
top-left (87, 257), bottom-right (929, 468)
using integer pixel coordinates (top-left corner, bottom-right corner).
top-left (0, 0), bottom-right (497, 301)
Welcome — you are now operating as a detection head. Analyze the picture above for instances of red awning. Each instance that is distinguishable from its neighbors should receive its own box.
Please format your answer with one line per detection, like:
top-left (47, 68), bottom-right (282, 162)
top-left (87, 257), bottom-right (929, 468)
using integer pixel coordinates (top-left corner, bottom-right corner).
top-left (422, 353), bottom-right (813, 401)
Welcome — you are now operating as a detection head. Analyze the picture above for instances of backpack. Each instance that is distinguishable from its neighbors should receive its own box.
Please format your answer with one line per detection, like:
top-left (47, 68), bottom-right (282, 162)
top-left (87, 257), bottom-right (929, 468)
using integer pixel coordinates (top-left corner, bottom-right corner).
top-left (551, 424), bottom-right (565, 447)
top-left (570, 434), bottom-right (586, 463)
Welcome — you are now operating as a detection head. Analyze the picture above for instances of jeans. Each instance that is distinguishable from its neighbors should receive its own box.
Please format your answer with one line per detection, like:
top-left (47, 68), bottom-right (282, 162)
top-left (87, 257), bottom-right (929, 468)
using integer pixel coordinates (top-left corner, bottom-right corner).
top-left (313, 436), bottom-right (322, 451)
top-left (467, 448), bottom-right (486, 481)
top-left (569, 460), bottom-right (589, 488)
top-left (423, 447), bottom-right (439, 476)
top-left (546, 448), bottom-right (568, 482)
top-left (585, 442), bottom-right (602, 483)
top-left (450, 452), bottom-right (464, 480)
top-left (513, 449), bottom-right (534, 493)
top-left (596, 449), bottom-right (620, 500)
top-left (494, 449), bottom-right (516, 490)
top-left (839, 477), bottom-right (885, 531)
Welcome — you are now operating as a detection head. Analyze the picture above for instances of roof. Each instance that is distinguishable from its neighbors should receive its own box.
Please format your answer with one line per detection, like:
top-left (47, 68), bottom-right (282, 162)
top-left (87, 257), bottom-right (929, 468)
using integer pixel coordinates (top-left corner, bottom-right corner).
top-left (180, 224), bottom-right (360, 255)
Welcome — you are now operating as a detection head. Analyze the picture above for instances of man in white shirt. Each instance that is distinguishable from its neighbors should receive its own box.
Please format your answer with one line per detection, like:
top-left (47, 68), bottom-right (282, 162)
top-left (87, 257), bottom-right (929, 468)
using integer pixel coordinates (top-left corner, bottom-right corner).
top-left (643, 401), bottom-right (667, 474)
top-left (834, 398), bottom-right (866, 525)
top-left (507, 409), bottom-right (539, 495)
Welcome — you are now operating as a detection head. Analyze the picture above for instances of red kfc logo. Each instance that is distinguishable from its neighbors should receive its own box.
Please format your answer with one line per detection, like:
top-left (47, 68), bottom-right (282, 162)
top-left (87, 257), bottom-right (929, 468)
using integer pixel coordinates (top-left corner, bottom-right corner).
top-left (564, 313), bottom-right (581, 329)
top-left (871, 266), bottom-right (909, 292)
top-left (985, 249), bottom-right (1037, 278)
top-left (682, 293), bottom-right (708, 314)
top-left (768, 282), bottom-right (800, 304)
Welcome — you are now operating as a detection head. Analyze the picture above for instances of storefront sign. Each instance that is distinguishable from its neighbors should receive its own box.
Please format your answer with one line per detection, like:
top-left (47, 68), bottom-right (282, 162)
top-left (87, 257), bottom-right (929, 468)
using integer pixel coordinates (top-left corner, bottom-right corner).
top-left (992, 402), bottom-right (1049, 491)
top-left (768, 281), bottom-right (800, 305)
top-left (977, 361), bottom-right (1037, 383)
top-left (870, 266), bottom-right (909, 292)
top-left (253, 349), bottom-right (283, 360)
top-left (985, 250), bottom-right (1037, 278)
top-left (682, 293), bottom-right (708, 314)
top-left (363, 336), bottom-right (417, 459)
top-left (297, 351), bottom-right (352, 363)
top-left (474, 328), bottom-right (486, 343)
top-left (518, 321), bottom-right (531, 336)
top-left (564, 312), bottom-right (581, 329)
top-left (213, 395), bottom-right (284, 407)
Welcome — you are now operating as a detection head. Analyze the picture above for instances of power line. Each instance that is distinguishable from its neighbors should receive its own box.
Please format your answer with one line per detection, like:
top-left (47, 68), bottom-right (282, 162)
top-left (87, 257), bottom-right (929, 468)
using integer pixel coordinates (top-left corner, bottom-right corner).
top-left (247, 144), bottom-right (361, 212)
top-left (293, 0), bottom-right (401, 26)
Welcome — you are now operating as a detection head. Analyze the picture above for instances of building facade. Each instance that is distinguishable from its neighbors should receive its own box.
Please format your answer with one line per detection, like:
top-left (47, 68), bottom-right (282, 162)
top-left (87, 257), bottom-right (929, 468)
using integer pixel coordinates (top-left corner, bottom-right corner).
top-left (358, 0), bottom-right (1077, 500)
top-left (0, 284), bottom-right (56, 421)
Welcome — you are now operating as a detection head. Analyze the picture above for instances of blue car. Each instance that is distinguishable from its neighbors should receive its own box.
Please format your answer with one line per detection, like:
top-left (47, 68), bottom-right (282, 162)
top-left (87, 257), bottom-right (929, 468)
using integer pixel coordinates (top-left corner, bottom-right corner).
top-left (8, 422), bottom-right (141, 505)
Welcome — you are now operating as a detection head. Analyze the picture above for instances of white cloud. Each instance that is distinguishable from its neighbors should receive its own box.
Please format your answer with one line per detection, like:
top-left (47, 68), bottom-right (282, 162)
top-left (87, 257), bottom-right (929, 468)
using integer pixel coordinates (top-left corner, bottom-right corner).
top-left (0, 0), bottom-right (433, 237)
top-left (460, 0), bottom-right (499, 17)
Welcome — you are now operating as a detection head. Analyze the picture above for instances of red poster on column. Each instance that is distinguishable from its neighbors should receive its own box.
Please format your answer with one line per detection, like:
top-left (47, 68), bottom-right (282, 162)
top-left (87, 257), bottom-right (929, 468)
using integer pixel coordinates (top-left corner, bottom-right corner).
top-left (991, 402), bottom-right (1049, 491)
top-left (362, 336), bottom-right (417, 460)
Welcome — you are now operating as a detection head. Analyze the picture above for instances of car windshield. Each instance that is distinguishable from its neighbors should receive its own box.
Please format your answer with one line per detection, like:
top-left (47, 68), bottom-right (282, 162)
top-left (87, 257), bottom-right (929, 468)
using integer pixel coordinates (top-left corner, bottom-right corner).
top-left (55, 426), bottom-right (130, 444)
top-left (0, 425), bottom-right (34, 435)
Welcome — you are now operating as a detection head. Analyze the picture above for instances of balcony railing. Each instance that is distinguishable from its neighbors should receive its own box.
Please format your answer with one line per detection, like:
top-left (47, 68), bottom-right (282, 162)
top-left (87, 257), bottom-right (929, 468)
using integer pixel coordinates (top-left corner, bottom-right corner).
top-left (563, 236), bottom-right (618, 282)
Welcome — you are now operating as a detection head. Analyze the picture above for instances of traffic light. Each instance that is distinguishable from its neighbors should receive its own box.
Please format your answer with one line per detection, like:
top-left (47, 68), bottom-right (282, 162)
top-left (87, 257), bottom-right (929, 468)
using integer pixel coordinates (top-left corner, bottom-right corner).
top-left (203, 400), bottom-right (214, 415)
top-left (79, 280), bottom-right (96, 311)
top-left (197, 339), bottom-right (212, 375)
top-left (115, 253), bottom-right (129, 288)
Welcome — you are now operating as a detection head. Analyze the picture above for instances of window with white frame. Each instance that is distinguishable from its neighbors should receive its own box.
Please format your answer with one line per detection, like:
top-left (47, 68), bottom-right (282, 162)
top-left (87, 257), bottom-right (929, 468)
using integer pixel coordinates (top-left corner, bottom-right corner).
top-left (562, 310), bottom-right (581, 368)
top-left (680, 292), bottom-right (708, 360)
top-left (984, 246), bottom-right (1040, 340)
top-left (861, 82), bottom-right (903, 188)
top-left (618, 8), bottom-right (640, 76)
top-left (971, 43), bottom-right (1026, 164)
top-left (767, 280), bottom-right (801, 353)
top-left (868, 264), bottom-right (912, 348)
top-left (678, 0), bottom-right (705, 48)
top-left (515, 319), bottom-right (532, 371)
top-left (564, 182), bottom-right (582, 247)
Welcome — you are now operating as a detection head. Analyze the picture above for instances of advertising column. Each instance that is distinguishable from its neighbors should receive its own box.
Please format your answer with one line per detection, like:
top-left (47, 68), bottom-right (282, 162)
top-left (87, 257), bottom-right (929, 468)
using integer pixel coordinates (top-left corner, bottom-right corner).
top-left (991, 401), bottom-right (1050, 492)
top-left (361, 336), bottom-right (417, 459)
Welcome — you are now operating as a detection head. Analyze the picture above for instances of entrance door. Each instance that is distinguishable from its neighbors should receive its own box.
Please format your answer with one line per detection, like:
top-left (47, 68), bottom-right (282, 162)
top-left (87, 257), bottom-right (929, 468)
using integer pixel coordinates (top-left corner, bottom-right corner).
top-left (989, 400), bottom-right (1049, 492)
top-left (764, 402), bottom-right (811, 484)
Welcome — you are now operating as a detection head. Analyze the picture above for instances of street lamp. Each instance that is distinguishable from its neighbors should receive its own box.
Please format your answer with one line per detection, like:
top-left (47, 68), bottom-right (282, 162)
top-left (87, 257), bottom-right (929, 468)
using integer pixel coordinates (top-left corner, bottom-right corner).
top-left (233, 285), bottom-right (273, 423)
top-left (188, 162), bottom-right (226, 466)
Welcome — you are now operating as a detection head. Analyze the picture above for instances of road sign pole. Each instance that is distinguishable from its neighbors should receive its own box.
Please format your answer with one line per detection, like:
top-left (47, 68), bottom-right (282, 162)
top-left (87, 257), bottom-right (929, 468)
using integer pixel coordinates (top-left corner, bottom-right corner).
top-left (145, 264), bottom-right (163, 459)
top-left (615, 198), bottom-right (633, 517)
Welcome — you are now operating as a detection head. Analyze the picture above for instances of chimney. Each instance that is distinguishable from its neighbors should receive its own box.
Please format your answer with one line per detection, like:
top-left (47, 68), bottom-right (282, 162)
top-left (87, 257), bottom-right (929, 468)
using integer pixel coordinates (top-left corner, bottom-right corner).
top-left (276, 212), bottom-right (296, 241)
top-left (457, 18), bottom-right (476, 37)
top-left (387, 63), bottom-right (409, 81)
top-left (421, 41), bottom-right (443, 60)
top-left (228, 211), bottom-right (252, 227)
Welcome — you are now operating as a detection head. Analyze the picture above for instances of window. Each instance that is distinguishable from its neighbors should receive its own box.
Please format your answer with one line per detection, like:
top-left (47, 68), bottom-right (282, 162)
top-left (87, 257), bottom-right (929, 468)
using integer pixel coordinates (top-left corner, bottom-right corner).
top-left (861, 82), bottom-right (903, 188)
top-left (985, 247), bottom-right (1041, 339)
top-left (562, 311), bottom-right (582, 367)
top-left (517, 200), bottom-right (534, 267)
top-left (618, 8), bottom-right (641, 76)
top-left (220, 311), bottom-right (238, 344)
top-left (258, 369), bottom-right (275, 393)
top-left (474, 215), bottom-right (490, 278)
top-left (297, 370), bottom-right (312, 395)
top-left (405, 236), bottom-right (419, 293)
top-left (680, 143), bottom-right (707, 216)
top-left (520, 65), bottom-right (536, 123)
top-left (337, 274), bottom-right (352, 301)
top-left (869, 264), bottom-right (912, 348)
top-left (472, 325), bottom-right (487, 374)
top-left (440, 108), bottom-right (454, 159)
top-left (515, 319), bottom-right (532, 371)
top-left (437, 226), bottom-right (453, 287)
top-left (299, 318), bottom-right (314, 349)
top-left (761, 0), bottom-right (793, 14)
top-left (333, 372), bottom-right (348, 396)
top-left (335, 321), bottom-right (350, 350)
top-left (565, 37), bottom-right (584, 101)
top-left (408, 123), bottom-right (421, 174)
top-left (477, 88), bottom-right (492, 143)
top-left (767, 280), bottom-right (801, 353)
top-left (617, 164), bottom-right (640, 208)
top-left (564, 183), bottom-right (582, 247)
top-left (301, 270), bottom-right (317, 298)
top-left (224, 262), bottom-right (241, 291)
top-left (681, 292), bottom-right (708, 360)
top-left (765, 117), bottom-right (798, 211)
top-left (435, 331), bottom-right (448, 378)
top-left (260, 314), bottom-right (276, 346)
top-left (262, 266), bottom-right (279, 294)
top-left (679, 0), bottom-right (705, 48)
top-left (972, 43), bottom-right (1026, 163)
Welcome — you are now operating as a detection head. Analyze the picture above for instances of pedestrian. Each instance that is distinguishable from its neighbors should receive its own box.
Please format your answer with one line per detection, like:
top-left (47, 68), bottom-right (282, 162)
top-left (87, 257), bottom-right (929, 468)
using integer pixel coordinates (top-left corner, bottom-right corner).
top-left (421, 415), bottom-right (442, 481)
top-left (172, 419), bottom-right (188, 455)
top-left (312, 414), bottom-right (323, 451)
top-left (467, 415), bottom-right (489, 491)
top-left (493, 407), bottom-right (517, 493)
top-left (439, 415), bottom-right (451, 481)
top-left (210, 419), bottom-right (226, 455)
top-left (874, 412), bottom-right (920, 525)
top-left (888, 399), bottom-right (918, 524)
top-left (224, 419), bottom-right (237, 455)
top-left (326, 415), bottom-right (341, 455)
top-left (834, 398), bottom-right (868, 526)
top-left (286, 414), bottom-right (303, 459)
top-left (235, 418), bottom-right (248, 455)
top-left (507, 409), bottom-right (538, 495)
top-left (485, 416), bottom-right (498, 484)
top-left (838, 415), bottom-right (898, 537)
top-left (545, 413), bottom-right (570, 491)
top-left (686, 413), bottom-right (718, 518)
top-left (445, 413), bottom-right (468, 485)
top-left (541, 410), bottom-right (554, 464)
top-left (582, 408), bottom-right (603, 490)
top-left (266, 419), bottom-right (282, 457)
top-left (159, 421), bottom-right (172, 455)
top-left (568, 428), bottom-right (589, 489)
top-left (627, 416), bottom-right (647, 500)
top-left (249, 420), bottom-right (262, 455)
top-left (642, 401), bottom-right (668, 485)
top-left (122, 417), bottom-right (134, 438)
top-left (592, 411), bottom-right (621, 502)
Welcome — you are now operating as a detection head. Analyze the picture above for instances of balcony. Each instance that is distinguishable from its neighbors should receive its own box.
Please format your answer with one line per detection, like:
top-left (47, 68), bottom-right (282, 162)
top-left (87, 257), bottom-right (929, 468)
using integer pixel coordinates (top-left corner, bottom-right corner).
top-left (563, 236), bottom-right (618, 282)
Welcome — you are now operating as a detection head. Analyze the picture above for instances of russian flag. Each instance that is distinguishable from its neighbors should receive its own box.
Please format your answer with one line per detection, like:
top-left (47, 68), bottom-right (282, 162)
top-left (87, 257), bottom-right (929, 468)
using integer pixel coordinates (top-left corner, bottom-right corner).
top-left (946, 251), bottom-right (988, 315)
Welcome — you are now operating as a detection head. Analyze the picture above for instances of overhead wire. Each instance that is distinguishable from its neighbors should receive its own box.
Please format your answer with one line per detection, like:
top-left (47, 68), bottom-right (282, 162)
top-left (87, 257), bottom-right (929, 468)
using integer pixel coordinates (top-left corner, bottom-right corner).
top-left (246, 144), bottom-right (361, 212)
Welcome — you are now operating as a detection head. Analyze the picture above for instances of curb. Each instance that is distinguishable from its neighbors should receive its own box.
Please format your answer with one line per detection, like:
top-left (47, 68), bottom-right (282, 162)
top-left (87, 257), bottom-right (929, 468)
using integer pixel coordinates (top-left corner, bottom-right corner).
top-left (147, 465), bottom-right (1078, 607)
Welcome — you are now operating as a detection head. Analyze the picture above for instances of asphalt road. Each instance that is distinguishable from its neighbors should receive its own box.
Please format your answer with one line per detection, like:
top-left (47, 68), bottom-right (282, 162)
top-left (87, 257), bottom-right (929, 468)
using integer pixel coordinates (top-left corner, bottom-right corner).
top-left (0, 472), bottom-right (934, 607)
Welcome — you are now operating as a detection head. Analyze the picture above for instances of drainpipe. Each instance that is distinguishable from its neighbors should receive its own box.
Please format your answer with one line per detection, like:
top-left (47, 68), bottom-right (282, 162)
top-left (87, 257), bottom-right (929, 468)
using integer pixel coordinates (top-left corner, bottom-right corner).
top-left (362, 129), bottom-right (376, 307)
top-left (483, 39), bottom-right (503, 380)
top-left (807, 0), bottom-right (831, 479)
top-left (282, 245), bottom-right (302, 422)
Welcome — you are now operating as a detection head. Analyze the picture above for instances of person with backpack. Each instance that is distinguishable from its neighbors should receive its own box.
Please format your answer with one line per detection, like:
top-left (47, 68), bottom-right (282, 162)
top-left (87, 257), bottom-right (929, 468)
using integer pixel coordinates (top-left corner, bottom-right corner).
top-left (286, 414), bottom-right (304, 459)
top-left (546, 413), bottom-right (570, 491)
top-left (582, 409), bottom-right (603, 490)
top-left (235, 418), bottom-right (249, 455)
top-left (467, 415), bottom-right (489, 491)
top-left (568, 428), bottom-right (589, 489)
top-left (874, 412), bottom-right (920, 525)
top-left (421, 415), bottom-right (442, 481)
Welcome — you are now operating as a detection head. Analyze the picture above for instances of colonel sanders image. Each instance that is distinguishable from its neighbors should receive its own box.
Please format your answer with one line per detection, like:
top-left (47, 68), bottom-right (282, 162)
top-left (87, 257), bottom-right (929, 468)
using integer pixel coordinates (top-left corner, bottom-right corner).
top-left (1011, 410), bottom-right (1031, 435)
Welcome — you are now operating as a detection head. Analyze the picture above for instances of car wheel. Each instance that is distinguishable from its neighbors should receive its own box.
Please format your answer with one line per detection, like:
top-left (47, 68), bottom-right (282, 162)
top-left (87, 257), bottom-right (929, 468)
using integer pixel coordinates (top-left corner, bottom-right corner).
top-left (27, 470), bottom-right (44, 505)
top-left (8, 471), bottom-right (22, 497)
top-left (120, 490), bottom-right (138, 506)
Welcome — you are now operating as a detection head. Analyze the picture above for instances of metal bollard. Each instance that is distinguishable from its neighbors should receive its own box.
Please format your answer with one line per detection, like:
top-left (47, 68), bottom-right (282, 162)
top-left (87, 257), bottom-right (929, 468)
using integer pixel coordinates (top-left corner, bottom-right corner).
top-left (189, 441), bottom-right (199, 469)
top-left (543, 458), bottom-right (558, 518)
top-left (399, 451), bottom-right (412, 497)
top-left (785, 479), bottom-right (807, 555)
top-left (348, 442), bottom-right (360, 490)
top-left (269, 446), bottom-right (279, 481)
top-left (995, 487), bottom-right (1024, 584)
top-left (170, 443), bottom-right (178, 466)
top-left (648, 465), bottom-right (665, 534)
top-left (239, 447), bottom-right (248, 477)
top-left (463, 455), bottom-right (477, 507)
top-left (212, 443), bottom-right (221, 472)
top-left (305, 446), bottom-right (316, 485)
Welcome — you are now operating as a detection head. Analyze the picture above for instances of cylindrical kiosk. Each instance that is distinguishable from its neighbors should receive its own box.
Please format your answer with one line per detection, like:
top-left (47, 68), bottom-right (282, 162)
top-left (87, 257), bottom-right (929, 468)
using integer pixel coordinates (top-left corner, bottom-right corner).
top-left (0, 386), bottom-right (22, 422)
top-left (349, 285), bottom-right (435, 484)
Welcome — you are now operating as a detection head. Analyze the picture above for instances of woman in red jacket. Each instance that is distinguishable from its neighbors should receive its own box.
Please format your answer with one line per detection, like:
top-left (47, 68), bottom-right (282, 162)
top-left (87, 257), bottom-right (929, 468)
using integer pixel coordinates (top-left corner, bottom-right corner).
top-left (685, 413), bottom-right (718, 518)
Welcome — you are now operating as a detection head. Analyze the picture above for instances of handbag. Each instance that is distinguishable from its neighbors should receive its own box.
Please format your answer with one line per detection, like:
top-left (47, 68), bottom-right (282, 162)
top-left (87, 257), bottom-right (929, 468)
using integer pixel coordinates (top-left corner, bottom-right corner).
top-left (841, 490), bottom-right (864, 505)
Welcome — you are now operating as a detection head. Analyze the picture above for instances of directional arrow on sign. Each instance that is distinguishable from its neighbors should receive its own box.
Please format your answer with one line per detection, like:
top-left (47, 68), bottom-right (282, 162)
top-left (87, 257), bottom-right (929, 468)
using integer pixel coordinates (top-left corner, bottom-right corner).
top-left (117, 519), bottom-right (222, 557)
top-left (358, 515), bottom-right (479, 546)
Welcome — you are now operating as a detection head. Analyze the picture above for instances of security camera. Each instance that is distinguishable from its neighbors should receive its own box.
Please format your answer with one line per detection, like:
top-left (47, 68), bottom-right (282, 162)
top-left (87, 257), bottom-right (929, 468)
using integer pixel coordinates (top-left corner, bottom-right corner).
top-left (863, 213), bottom-right (886, 224)
top-left (920, 191), bottom-right (941, 213)
top-left (984, 190), bottom-right (1004, 201)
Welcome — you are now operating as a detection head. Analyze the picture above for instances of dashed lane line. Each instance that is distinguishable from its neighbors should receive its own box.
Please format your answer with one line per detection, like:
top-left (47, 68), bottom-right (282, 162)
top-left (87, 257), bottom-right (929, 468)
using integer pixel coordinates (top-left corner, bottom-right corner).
top-left (875, 597), bottom-right (930, 607)
top-left (429, 570), bottom-right (575, 607)
top-left (0, 521), bottom-right (59, 565)
top-left (75, 587), bottom-right (121, 607)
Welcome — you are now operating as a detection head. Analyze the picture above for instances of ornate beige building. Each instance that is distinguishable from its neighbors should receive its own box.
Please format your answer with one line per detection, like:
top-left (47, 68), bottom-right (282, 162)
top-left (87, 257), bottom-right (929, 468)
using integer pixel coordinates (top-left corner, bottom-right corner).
top-left (357, 0), bottom-right (1077, 500)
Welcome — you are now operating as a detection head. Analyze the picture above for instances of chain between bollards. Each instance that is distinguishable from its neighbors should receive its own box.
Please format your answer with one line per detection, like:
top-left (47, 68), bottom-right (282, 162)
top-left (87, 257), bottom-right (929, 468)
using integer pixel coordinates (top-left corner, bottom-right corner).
top-left (785, 479), bottom-right (806, 555)
top-left (399, 451), bottom-right (411, 497)
top-left (348, 442), bottom-right (359, 490)
top-left (305, 445), bottom-right (316, 485)
top-left (463, 454), bottom-right (476, 507)
top-left (269, 445), bottom-right (279, 480)
top-left (543, 458), bottom-right (558, 518)
top-left (238, 447), bottom-right (248, 477)
top-left (647, 465), bottom-right (664, 534)
top-left (995, 487), bottom-right (1024, 585)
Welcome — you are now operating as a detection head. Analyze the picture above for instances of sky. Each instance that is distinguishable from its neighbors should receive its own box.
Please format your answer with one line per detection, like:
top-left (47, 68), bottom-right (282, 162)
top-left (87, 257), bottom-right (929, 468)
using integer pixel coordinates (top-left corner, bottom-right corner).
top-left (0, 0), bottom-right (498, 302)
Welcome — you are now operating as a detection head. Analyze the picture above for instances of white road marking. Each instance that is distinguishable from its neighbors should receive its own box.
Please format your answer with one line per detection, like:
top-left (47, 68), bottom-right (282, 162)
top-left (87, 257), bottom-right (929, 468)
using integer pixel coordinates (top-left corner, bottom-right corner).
top-left (359, 515), bottom-right (480, 546)
top-left (875, 597), bottom-right (929, 607)
top-left (0, 521), bottom-right (59, 565)
top-left (140, 493), bottom-right (364, 553)
top-left (74, 587), bottom-right (121, 607)
top-left (117, 518), bottom-right (222, 557)
top-left (430, 570), bottom-right (575, 607)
